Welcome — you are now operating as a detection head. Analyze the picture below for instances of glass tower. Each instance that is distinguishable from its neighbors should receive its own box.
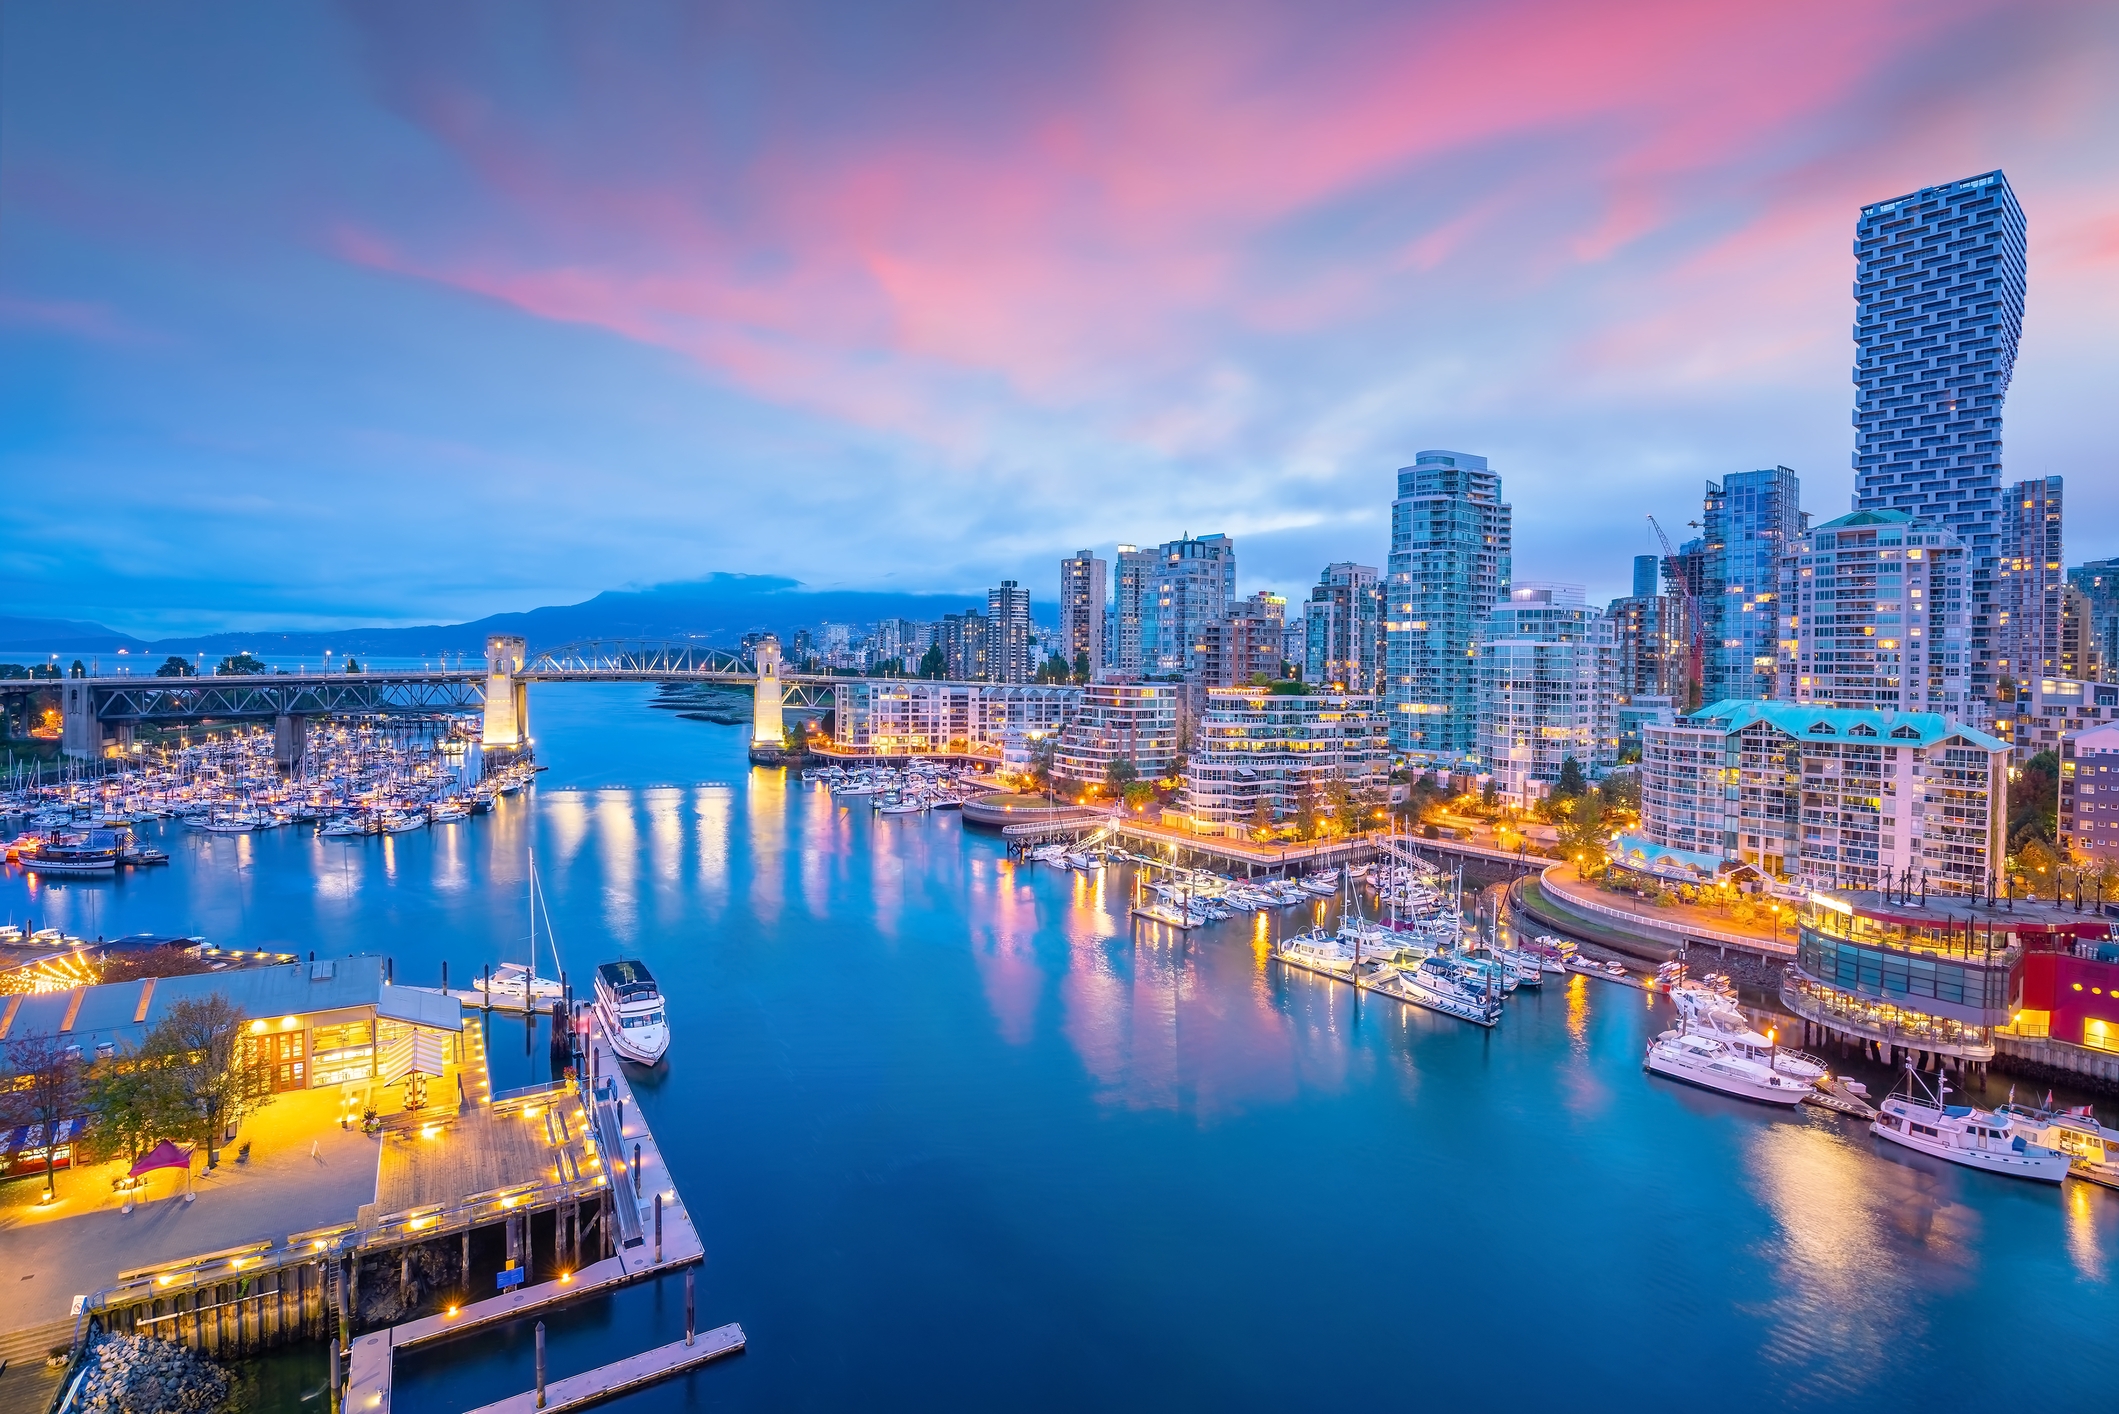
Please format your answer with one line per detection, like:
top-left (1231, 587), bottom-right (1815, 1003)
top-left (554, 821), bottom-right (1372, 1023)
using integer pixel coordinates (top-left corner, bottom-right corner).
top-left (1385, 451), bottom-right (1510, 763)
top-left (1851, 171), bottom-right (2025, 706)
top-left (1701, 466), bottom-right (1803, 705)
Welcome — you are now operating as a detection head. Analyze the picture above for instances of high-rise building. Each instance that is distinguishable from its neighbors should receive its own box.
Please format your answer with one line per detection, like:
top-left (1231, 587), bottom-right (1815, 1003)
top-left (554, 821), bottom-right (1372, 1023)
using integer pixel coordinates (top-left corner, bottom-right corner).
top-left (1144, 534), bottom-right (1235, 677)
top-left (985, 581), bottom-right (1032, 684)
top-left (2061, 585), bottom-right (2103, 684)
top-left (1997, 476), bottom-right (2064, 689)
top-left (1059, 551), bottom-right (1107, 680)
top-left (1302, 562), bottom-right (1384, 692)
top-left (1778, 508), bottom-right (1971, 714)
top-left (1607, 594), bottom-right (1683, 701)
top-left (1112, 545), bottom-right (1155, 678)
top-left (2069, 559), bottom-right (2119, 683)
top-left (1702, 467), bottom-right (1803, 705)
top-left (1386, 451), bottom-right (1511, 764)
top-left (1851, 171), bottom-right (2026, 705)
top-left (2060, 720), bottom-right (2119, 862)
top-left (939, 611), bottom-right (988, 681)
top-left (1474, 584), bottom-right (1615, 803)
top-left (1632, 555), bottom-right (1661, 600)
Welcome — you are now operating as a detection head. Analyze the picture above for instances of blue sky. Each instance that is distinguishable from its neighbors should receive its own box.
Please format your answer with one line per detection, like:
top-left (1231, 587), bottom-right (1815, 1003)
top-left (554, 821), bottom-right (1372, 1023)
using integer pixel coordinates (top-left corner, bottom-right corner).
top-left (3, 0), bottom-right (2116, 635)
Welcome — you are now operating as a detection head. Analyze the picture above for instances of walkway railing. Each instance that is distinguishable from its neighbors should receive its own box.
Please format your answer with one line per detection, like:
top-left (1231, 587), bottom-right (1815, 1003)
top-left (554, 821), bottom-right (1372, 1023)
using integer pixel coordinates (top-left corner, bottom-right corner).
top-left (1535, 867), bottom-right (1796, 956)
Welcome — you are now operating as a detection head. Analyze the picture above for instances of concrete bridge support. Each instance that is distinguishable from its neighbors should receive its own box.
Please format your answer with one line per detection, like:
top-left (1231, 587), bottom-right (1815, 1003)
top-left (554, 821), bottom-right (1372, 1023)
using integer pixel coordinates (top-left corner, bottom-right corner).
top-left (274, 713), bottom-right (309, 771)
top-left (61, 680), bottom-right (98, 759)
top-left (482, 636), bottom-right (530, 748)
top-left (750, 636), bottom-right (784, 749)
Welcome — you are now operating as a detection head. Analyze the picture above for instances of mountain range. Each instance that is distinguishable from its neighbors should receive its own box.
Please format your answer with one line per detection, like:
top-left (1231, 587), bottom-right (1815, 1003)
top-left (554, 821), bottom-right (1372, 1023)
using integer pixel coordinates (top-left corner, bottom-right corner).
top-left (0, 575), bottom-right (1021, 659)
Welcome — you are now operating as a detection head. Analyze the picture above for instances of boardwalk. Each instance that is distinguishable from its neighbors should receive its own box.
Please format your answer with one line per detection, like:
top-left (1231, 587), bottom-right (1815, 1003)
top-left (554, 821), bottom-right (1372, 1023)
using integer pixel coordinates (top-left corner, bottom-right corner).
top-left (463, 1326), bottom-right (746, 1414)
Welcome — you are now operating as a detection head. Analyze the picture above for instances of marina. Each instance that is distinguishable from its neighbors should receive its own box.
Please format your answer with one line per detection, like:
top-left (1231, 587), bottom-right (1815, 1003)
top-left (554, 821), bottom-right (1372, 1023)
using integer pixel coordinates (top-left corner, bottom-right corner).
top-left (3, 683), bottom-right (2116, 1411)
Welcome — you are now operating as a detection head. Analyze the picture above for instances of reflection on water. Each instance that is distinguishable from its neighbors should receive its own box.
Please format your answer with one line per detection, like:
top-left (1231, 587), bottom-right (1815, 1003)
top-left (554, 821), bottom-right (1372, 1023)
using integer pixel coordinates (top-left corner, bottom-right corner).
top-left (10, 683), bottom-right (2119, 1409)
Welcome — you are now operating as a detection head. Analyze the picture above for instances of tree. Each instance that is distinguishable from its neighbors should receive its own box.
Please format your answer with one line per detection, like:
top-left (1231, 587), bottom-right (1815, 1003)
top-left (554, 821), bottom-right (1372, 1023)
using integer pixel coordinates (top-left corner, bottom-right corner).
top-left (1323, 768), bottom-right (1354, 837)
top-left (1555, 757), bottom-right (1588, 800)
top-left (215, 653), bottom-right (268, 676)
top-left (84, 1050), bottom-right (187, 1168)
top-left (1555, 795), bottom-right (1609, 876)
top-left (1250, 792), bottom-right (1274, 837)
top-left (1294, 773), bottom-right (1322, 839)
top-left (145, 995), bottom-right (262, 1163)
top-left (1481, 779), bottom-right (1498, 809)
top-left (154, 656), bottom-right (195, 678)
top-left (867, 657), bottom-right (905, 678)
top-left (918, 645), bottom-right (948, 680)
top-left (1105, 757), bottom-right (1139, 792)
top-left (4, 1033), bottom-right (86, 1199)
top-left (1122, 780), bottom-right (1156, 809)
top-left (1598, 770), bottom-right (1642, 816)
top-left (1072, 651), bottom-right (1091, 685)
top-left (2009, 750), bottom-right (2059, 846)
top-left (344, 657), bottom-right (363, 674)
top-left (70, 659), bottom-right (88, 678)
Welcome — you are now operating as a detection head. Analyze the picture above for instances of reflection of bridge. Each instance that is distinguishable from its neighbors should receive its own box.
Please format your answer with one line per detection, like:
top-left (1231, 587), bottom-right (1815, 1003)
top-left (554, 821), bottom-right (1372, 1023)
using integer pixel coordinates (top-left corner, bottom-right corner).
top-left (5, 636), bottom-right (845, 761)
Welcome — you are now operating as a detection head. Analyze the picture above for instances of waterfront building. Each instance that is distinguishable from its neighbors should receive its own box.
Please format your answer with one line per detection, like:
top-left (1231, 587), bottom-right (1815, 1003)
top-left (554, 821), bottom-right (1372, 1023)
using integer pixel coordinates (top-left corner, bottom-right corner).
top-left (0, 954), bottom-right (462, 1096)
top-left (939, 611), bottom-right (989, 681)
top-left (2068, 558), bottom-right (2119, 681)
top-left (1112, 544), bottom-right (1155, 677)
top-left (1302, 562), bottom-right (1384, 692)
top-left (1701, 467), bottom-right (1803, 705)
top-left (1607, 593), bottom-right (1683, 701)
top-left (1777, 508), bottom-right (1972, 716)
top-left (1180, 689), bottom-right (1388, 837)
top-left (1474, 584), bottom-right (1614, 803)
top-left (1385, 451), bottom-right (1511, 765)
top-left (1059, 551), bottom-right (1106, 678)
top-left (1997, 476), bottom-right (2064, 688)
top-left (1144, 533), bottom-right (1235, 677)
top-left (1851, 171), bottom-right (2026, 705)
top-left (1632, 554), bottom-right (1660, 600)
top-left (1053, 682), bottom-right (1179, 786)
top-left (1639, 700), bottom-right (2008, 891)
top-left (2060, 720), bottom-right (2119, 862)
top-left (832, 681), bottom-right (1077, 754)
top-left (986, 581), bottom-right (1033, 684)
top-left (1191, 595), bottom-right (1284, 699)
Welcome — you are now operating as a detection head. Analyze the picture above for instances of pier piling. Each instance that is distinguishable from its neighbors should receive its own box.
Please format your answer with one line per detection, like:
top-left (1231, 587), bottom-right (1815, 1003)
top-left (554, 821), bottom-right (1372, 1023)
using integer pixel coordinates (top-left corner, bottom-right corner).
top-left (654, 1193), bottom-right (662, 1264)
top-left (536, 1321), bottom-right (547, 1410)
top-left (685, 1269), bottom-right (694, 1347)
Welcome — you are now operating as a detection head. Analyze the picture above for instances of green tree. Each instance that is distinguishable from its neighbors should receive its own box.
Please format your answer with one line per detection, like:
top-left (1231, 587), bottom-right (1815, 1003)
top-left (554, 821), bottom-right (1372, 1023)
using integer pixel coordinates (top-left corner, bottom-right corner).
top-left (1555, 757), bottom-right (1588, 799)
top-left (1555, 795), bottom-right (1609, 874)
top-left (214, 653), bottom-right (268, 676)
top-left (85, 1049), bottom-right (186, 1167)
top-left (343, 657), bottom-right (363, 673)
top-left (918, 645), bottom-right (948, 680)
top-left (1105, 757), bottom-right (1140, 792)
top-left (1481, 779), bottom-right (1498, 809)
top-left (70, 659), bottom-right (88, 678)
top-left (154, 656), bottom-right (195, 678)
top-left (1599, 770), bottom-right (1642, 815)
top-left (1072, 651), bottom-right (1091, 685)
top-left (1294, 774), bottom-right (1322, 839)
top-left (1250, 792), bottom-right (1274, 836)
top-left (3, 1032), bottom-right (85, 1199)
top-left (1323, 768), bottom-right (1354, 837)
top-left (1122, 780), bottom-right (1156, 809)
top-left (146, 995), bottom-right (263, 1163)
top-left (2009, 749), bottom-right (2059, 846)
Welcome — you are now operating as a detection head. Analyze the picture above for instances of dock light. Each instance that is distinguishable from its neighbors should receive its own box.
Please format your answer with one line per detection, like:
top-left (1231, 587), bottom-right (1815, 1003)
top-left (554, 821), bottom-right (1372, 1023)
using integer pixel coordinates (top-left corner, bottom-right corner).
top-left (158, 1275), bottom-right (174, 1286)
top-left (447, 1306), bottom-right (459, 1317)
top-left (561, 1271), bottom-right (572, 1284)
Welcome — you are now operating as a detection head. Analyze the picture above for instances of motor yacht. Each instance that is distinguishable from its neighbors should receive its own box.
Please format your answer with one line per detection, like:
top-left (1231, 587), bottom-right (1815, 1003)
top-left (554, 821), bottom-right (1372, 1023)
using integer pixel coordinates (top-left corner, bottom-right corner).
top-left (1669, 985), bottom-right (1829, 1086)
top-left (594, 959), bottom-right (670, 1064)
top-left (17, 831), bottom-right (121, 874)
top-left (1276, 929), bottom-right (1361, 977)
top-left (1644, 1029), bottom-right (1811, 1106)
top-left (1371, 955), bottom-right (1503, 1027)
top-left (1999, 1100), bottom-right (2119, 1189)
top-left (1872, 1069), bottom-right (2070, 1182)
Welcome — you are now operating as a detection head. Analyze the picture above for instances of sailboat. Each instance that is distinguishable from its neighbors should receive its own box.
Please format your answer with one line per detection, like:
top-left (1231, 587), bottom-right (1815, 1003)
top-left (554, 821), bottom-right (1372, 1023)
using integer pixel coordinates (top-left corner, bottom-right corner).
top-left (475, 851), bottom-right (566, 1006)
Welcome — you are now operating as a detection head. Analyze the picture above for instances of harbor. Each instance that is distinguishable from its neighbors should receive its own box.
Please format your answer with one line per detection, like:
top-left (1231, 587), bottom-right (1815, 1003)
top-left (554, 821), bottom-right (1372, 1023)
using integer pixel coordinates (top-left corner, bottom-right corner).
top-left (3, 683), bottom-right (2116, 1410)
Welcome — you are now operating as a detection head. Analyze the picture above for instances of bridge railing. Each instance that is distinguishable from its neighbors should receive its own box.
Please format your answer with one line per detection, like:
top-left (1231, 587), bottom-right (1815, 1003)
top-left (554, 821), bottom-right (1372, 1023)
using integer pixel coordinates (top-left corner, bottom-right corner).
top-left (521, 640), bottom-right (755, 678)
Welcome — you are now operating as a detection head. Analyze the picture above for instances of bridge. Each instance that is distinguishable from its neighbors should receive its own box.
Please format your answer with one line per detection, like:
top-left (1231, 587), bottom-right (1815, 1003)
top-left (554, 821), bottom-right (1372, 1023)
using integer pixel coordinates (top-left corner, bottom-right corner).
top-left (2, 636), bottom-right (846, 763)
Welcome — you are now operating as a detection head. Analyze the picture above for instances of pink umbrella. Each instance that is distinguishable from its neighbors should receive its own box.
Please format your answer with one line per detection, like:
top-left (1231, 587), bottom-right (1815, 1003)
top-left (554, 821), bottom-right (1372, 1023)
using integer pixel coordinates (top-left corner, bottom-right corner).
top-left (125, 1140), bottom-right (195, 1210)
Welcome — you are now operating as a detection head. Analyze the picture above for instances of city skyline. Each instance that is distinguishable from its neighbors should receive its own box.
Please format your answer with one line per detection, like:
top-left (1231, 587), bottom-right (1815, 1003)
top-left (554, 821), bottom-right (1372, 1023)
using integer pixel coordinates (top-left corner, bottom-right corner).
top-left (4, 3), bottom-right (2118, 636)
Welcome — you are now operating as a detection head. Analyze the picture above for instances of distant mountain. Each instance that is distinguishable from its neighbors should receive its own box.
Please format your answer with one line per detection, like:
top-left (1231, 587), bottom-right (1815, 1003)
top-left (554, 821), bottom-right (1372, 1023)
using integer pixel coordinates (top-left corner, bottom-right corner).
top-left (0, 615), bottom-right (153, 653)
top-left (3, 575), bottom-right (1036, 660)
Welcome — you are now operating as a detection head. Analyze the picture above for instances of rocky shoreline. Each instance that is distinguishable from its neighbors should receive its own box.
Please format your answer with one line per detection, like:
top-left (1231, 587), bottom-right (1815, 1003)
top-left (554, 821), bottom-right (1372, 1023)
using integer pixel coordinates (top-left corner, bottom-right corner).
top-left (72, 1334), bottom-right (231, 1413)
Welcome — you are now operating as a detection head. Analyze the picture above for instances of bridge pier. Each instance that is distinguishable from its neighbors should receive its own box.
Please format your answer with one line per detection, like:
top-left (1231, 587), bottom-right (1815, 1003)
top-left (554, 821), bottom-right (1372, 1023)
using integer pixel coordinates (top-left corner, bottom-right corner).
top-left (274, 713), bottom-right (308, 771)
top-left (482, 636), bottom-right (530, 749)
top-left (61, 680), bottom-right (99, 759)
top-left (749, 636), bottom-right (785, 757)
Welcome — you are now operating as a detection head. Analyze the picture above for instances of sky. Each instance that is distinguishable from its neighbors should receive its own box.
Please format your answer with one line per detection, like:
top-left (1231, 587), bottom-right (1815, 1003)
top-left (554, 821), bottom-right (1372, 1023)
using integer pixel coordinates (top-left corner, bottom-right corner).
top-left (3, 0), bottom-right (2116, 636)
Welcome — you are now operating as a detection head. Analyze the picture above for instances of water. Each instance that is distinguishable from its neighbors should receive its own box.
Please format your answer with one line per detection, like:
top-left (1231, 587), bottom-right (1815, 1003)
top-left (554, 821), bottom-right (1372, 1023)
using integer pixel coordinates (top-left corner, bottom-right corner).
top-left (7, 685), bottom-right (2116, 1408)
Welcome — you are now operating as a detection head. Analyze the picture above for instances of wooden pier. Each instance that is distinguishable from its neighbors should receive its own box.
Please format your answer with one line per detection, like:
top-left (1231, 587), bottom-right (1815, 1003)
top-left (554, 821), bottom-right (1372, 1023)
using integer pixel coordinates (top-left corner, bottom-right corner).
top-left (463, 1326), bottom-right (746, 1414)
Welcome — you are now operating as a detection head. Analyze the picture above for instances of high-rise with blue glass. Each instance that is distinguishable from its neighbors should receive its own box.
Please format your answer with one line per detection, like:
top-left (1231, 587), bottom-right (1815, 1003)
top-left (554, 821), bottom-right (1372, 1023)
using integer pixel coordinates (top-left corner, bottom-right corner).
top-left (1701, 466), bottom-right (1803, 705)
top-left (1850, 171), bottom-right (2025, 705)
top-left (1385, 452), bottom-right (1510, 764)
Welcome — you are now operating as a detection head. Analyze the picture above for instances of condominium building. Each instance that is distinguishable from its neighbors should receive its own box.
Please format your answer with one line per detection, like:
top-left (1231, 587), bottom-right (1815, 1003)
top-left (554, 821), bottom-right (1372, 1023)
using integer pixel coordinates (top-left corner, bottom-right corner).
top-left (833, 681), bottom-right (1078, 754)
top-left (1053, 682), bottom-right (1180, 785)
top-left (1701, 467), bottom-right (1804, 704)
top-left (1777, 508), bottom-right (1971, 715)
top-left (1992, 675), bottom-right (2119, 763)
top-left (2060, 721), bottom-right (2119, 862)
top-left (1181, 689), bottom-right (1388, 838)
top-left (1638, 700), bottom-right (2008, 893)
top-left (1997, 476), bottom-right (2064, 687)
top-left (2069, 559), bottom-right (2119, 681)
top-left (1059, 551), bottom-right (1107, 679)
top-left (869, 619), bottom-right (932, 672)
top-left (1112, 545), bottom-right (1154, 677)
top-left (938, 611), bottom-right (988, 681)
top-left (1144, 534), bottom-right (1235, 677)
top-left (2060, 585), bottom-right (2103, 684)
top-left (1385, 451), bottom-right (1511, 764)
top-left (1850, 171), bottom-right (2026, 705)
top-left (1474, 584), bottom-right (1615, 804)
top-left (985, 581), bottom-right (1033, 684)
top-left (1606, 593), bottom-right (1683, 700)
top-left (1632, 555), bottom-right (1661, 599)
top-left (1303, 562), bottom-right (1384, 692)
top-left (1193, 593), bottom-right (1285, 695)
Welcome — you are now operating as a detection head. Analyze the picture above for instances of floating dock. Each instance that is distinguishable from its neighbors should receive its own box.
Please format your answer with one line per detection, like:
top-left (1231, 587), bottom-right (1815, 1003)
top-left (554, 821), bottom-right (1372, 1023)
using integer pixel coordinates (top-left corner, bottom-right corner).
top-left (463, 1325), bottom-right (746, 1414)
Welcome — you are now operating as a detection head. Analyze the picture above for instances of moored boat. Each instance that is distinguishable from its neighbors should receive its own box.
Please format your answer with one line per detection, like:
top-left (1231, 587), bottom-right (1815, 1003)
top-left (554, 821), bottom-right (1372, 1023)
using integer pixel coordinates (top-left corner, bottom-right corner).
top-left (1644, 1029), bottom-right (1811, 1107)
top-left (1871, 1069), bottom-right (2071, 1181)
top-left (594, 959), bottom-right (670, 1064)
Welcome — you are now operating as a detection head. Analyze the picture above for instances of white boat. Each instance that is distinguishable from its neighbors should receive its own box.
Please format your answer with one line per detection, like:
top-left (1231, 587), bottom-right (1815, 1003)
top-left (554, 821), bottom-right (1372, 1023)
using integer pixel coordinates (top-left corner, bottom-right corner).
top-left (2000, 1100), bottom-right (2119, 1189)
top-left (595, 959), bottom-right (670, 1064)
top-left (1644, 1029), bottom-right (1812, 1106)
top-left (1669, 985), bottom-right (1829, 1085)
top-left (1369, 956), bottom-right (1503, 1027)
top-left (1299, 871), bottom-right (1340, 896)
top-left (1065, 851), bottom-right (1097, 870)
top-left (1872, 1070), bottom-right (2070, 1182)
top-left (380, 812), bottom-right (425, 834)
top-left (320, 817), bottom-right (369, 838)
top-left (430, 804), bottom-right (469, 823)
top-left (878, 799), bottom-right (928, 815)
top-left (475, 961), bottom-right (563, 1004)
top-left (1276, 929), bottom-right (1360, 976)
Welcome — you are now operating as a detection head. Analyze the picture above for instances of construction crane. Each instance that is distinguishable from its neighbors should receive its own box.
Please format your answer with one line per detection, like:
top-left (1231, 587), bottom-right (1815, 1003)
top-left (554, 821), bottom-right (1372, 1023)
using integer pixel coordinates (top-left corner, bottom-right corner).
top-left (1647, 514), bottom-right (1704, 711)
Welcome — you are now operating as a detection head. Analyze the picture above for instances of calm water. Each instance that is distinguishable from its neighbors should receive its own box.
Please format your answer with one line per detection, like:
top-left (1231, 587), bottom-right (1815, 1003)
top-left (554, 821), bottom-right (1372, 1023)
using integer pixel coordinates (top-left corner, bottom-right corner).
top-left (8, 685), bottom-right (2116, 1408)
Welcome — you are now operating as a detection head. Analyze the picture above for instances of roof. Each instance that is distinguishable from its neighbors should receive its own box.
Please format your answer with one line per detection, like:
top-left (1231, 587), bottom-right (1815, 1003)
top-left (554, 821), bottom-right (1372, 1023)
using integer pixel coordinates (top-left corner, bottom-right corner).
top-left (1681, 701), bottom-right (2007, 754)
top-left (1812, 508), bottom-right (1916, 531)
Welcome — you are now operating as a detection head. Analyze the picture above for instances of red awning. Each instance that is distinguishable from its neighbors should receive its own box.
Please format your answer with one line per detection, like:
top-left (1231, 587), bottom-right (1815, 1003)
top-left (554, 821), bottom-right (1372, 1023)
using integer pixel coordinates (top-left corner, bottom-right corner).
top-left (130, 1140), bottom-right (193, 1175)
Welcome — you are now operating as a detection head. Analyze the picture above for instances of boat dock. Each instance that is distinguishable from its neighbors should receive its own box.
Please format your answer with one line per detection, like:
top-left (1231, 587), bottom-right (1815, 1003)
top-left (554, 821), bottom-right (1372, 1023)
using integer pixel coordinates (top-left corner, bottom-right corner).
top-left (463, 1326), bottom-right (747, 1414)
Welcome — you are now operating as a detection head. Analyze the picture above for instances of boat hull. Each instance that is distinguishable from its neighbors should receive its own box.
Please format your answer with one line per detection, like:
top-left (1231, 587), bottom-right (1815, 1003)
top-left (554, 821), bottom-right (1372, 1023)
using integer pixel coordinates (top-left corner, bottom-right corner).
top-left (1870, 1119), bottom-right (2071, 1182)
top-left (1644, 1049), bottom-right (1810, 1107)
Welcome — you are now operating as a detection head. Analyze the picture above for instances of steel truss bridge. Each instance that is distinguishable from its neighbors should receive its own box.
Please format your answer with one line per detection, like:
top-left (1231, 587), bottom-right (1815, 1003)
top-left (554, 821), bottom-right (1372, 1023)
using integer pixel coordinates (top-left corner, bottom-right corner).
top-left (4, 638), bottom-right (858, 758)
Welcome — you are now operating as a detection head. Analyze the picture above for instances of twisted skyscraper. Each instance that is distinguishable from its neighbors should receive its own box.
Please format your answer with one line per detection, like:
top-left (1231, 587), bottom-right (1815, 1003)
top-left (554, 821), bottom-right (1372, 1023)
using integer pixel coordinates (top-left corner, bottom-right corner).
top-left (1850, 171), bottom-right (2026, 704)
